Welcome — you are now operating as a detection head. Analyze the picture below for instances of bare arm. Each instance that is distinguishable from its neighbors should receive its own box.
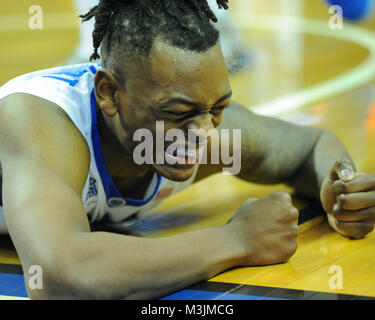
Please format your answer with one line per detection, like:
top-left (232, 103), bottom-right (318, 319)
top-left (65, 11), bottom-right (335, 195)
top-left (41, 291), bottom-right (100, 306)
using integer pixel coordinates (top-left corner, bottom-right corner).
top-left (291, 130), bottom-right (355, 200)
top-left (0, 94), bottom-right (244, 299)
top-left (198, 101), bottom-right (355, 201)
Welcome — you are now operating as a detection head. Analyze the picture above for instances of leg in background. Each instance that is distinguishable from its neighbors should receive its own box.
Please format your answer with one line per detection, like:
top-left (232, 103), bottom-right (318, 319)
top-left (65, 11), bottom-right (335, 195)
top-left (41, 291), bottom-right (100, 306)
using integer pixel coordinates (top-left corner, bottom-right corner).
top-left (324, 0), bottom-right (374, 21)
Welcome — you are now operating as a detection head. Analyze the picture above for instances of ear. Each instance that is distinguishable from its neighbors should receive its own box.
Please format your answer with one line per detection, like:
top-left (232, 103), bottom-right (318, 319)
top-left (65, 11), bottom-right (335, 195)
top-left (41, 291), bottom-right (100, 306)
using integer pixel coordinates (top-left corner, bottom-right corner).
top-left (94, 69), bottom-right (123, 117)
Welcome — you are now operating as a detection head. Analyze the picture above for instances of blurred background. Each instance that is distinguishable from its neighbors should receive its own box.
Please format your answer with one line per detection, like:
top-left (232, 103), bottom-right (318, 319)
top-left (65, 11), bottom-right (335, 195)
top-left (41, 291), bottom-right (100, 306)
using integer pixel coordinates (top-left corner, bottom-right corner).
top-left (2, 0), bottom-right (375, 232)
top-left (2, 0), bottom-right (375, 236)
top-left (1, 1), bottom-right (375, 173)
top-left (1, 0), bottom-right (375, 299)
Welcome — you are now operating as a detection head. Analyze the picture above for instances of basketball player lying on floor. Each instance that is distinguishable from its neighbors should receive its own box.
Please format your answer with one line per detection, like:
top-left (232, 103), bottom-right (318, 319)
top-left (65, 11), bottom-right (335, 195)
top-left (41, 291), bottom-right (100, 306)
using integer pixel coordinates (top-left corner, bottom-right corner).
top-left (0, 0), bottom-right (374, 300)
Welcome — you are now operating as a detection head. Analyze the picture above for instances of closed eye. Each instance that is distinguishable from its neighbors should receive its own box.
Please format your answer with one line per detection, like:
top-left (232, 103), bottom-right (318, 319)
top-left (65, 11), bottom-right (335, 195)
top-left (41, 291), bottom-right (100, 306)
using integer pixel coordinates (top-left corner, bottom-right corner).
top-left (162, 104), bottom-right (229, 118)
top-left (163, 110), bottom-right (195, 119)
top-left (211, 105), bottom-right (229, 113)
top-left (165, 110), bottom-right (192, 115)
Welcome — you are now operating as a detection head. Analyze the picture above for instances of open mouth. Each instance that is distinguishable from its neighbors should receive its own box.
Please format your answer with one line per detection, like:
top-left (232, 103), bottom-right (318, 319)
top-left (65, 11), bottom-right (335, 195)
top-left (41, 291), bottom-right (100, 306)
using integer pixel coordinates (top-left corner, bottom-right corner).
top-left (164, 144), bottom-right (205, 166)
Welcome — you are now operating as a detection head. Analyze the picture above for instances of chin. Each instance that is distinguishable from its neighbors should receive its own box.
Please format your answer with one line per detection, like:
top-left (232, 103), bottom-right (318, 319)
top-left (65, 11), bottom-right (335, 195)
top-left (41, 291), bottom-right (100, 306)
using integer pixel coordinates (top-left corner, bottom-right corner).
top-left (152, 162), bottom-right (196, 182)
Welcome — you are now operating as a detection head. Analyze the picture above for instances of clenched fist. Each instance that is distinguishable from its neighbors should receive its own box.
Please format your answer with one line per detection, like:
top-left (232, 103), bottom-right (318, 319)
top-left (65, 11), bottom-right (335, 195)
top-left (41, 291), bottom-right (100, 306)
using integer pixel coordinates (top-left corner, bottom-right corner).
top-left (227, 192), bottom-right (299, 266)
top-left (320, 158), bottom-right (375, 239)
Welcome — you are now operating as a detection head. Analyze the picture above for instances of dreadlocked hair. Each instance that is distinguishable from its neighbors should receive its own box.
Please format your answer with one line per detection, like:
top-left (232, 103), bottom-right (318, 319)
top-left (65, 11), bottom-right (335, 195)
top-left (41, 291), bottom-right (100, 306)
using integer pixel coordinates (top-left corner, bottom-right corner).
top-left (80, 0), bottom-right (229, 79)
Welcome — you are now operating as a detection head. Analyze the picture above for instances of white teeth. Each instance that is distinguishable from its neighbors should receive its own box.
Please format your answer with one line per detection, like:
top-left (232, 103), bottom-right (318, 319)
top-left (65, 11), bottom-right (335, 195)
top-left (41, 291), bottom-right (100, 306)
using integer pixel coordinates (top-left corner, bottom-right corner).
top-left (177, 149), bottom-right (197, 158)
top-left (187, 150), bottom-right (197, 157)
top-left (164, 145), bottom-right (206, 165)
top-left (198, 146), bottom-right (205, 157)
top-left (170, 147), bottom-right (199, 158)
top-left (166, 147), bottom-right (200, 159)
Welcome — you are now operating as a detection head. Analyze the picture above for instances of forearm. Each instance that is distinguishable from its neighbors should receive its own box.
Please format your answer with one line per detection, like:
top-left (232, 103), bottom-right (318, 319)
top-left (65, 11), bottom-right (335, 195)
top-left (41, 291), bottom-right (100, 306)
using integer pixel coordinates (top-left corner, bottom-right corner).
top-left (54, 225), bottom-right (243, 300)
top-left (291, 130), bottom-right (356, 200)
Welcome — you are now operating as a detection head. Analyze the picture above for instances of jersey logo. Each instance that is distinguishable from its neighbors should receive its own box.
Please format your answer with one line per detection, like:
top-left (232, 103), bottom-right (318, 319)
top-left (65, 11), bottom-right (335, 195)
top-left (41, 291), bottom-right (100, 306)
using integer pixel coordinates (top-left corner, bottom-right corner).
top-left (42, 65), bottom-right (99, 87)
top-left (108, 197), bottom-right (126, 207)
top-left (86, 177), bottom-right (98, 200)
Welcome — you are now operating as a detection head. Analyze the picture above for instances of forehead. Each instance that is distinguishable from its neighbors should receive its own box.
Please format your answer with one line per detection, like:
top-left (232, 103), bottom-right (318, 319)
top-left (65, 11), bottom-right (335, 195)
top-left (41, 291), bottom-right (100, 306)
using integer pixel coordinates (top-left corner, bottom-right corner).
top-left (138, 39), bottom-right (231, 103)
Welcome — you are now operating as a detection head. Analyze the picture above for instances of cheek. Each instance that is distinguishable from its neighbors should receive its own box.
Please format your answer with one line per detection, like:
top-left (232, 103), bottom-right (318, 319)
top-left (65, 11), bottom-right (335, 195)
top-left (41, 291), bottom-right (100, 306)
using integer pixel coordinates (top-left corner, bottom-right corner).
top-left (119, 108), bottom-right (162, 150)
top-left (120, 105), bottom-right (154, 131)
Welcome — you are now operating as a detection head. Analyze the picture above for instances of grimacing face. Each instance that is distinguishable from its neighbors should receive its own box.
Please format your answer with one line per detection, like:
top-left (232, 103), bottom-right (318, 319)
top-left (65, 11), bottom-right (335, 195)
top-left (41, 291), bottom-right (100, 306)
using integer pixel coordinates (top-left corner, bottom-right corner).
top-left (94, 39), bottom-right (232, 182)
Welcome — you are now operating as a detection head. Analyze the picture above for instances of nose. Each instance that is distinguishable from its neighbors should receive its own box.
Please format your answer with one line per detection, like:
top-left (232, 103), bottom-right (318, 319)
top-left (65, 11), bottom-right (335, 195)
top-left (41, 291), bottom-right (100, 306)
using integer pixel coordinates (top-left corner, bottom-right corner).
top-left (185, 114), bottom-right (214, 145)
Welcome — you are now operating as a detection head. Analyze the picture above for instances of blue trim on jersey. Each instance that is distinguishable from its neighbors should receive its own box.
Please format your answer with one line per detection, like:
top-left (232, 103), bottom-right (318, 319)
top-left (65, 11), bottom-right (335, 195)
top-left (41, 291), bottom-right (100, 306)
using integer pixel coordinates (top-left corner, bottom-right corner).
top-left (48, 69), bottom-right (89, 77)
top-left (90, 89), bottom-right (162, 207)
top-left (89, 65), bottom-right (97, 75)
top-left (42, 64), bottom-right (100, 84)
top-left (42, 76), bottom-right (79, 87)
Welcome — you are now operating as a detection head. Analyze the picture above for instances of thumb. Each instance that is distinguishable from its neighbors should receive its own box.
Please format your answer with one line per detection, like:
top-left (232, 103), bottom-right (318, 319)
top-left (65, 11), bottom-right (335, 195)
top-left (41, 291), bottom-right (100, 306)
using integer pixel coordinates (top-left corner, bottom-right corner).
top-left (330, 158), bottom-right (355, 182)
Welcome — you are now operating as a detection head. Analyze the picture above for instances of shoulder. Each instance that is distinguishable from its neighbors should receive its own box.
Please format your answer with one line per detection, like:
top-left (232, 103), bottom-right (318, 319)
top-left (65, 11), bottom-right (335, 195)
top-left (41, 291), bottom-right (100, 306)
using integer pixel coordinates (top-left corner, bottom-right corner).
top-left (0, 93), bottom-right (90, 192)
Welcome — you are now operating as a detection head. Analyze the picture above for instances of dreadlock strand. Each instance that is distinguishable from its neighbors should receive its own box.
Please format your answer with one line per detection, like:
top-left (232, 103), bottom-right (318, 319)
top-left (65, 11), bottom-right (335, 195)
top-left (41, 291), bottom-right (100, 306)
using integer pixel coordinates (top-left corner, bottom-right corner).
top-left (90, 0), bottom-right (117, 60)
top-left (81, 0), bottom-right (229, 63)
top-left (79, 5), bottom-right (98, 22)
top-left (200, 1), bottom-right (218, 23)
top-left (216, 0), bottom-right (229, 10)
top-left (162, 0), bottom-right (190, 30)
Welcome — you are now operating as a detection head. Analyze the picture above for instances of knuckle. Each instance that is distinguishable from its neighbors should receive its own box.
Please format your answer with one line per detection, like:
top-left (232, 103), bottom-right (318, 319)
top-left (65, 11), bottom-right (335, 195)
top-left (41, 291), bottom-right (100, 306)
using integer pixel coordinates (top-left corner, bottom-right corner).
top-left (270, 192), bottom-right (283, 199)
top-left (275, 192), bottom-right (291, 203)
top-left (340, 222), bottom-right (374, 239)
top-left (332, 158), bottom-right (344, 172)
top-left (334, 158), bottom-right (342, 167)
top-left (332, 204), bottom-right (341, 218)
top-left (368, 207), bottom-right (375, 221)
top-left (350, 231), bottom-right (367, 240)
top-left (287, 242), bottom-right (298, 257)
top-left (244, 198), bottom-right (257, 206)
top-left (369, 223), bottom-right (375, 234)
top-left (286, 224), bottom-right (299, 238)
top-left (337, 194), bottom-right (346, 206)
top-left (361, 222), bottom-right (374, 234)
top-left (239, 198), bottom-right (257, 211)
top-left (290, 207), bottom-right (299, 219)
top-left (292, 225), bottom-right (300, 237)
top-left (289, 230), bottom-right (299, 240)
top-left (282, 192), bottom-right (292, 202)
top-left (333, 180), bottom-right (345, 194)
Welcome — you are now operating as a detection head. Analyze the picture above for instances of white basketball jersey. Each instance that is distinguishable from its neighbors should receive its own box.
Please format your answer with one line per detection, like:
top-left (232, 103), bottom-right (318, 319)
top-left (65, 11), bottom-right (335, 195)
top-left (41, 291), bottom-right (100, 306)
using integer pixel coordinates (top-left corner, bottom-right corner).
top-left (0, 63), bottom-right (198, 230)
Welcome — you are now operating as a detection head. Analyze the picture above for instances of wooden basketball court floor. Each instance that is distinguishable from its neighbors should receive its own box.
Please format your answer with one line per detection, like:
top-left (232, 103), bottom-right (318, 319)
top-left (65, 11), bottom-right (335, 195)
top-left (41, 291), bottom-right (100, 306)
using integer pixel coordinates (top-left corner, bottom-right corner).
top-left (1, 0), bottom-right (375, 300)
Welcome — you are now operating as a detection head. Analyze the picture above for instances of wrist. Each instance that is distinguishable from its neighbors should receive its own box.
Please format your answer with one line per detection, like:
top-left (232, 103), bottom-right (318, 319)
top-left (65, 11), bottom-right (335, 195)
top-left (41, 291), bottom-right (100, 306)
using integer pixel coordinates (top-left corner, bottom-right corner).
top-left (217, 224), bottom-right (248, 269)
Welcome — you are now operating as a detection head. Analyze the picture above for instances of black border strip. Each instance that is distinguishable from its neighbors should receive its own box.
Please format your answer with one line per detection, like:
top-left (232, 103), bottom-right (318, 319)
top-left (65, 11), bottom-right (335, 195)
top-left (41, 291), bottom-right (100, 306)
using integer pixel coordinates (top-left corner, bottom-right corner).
top-left (0, 263), bottom-right (23, 275)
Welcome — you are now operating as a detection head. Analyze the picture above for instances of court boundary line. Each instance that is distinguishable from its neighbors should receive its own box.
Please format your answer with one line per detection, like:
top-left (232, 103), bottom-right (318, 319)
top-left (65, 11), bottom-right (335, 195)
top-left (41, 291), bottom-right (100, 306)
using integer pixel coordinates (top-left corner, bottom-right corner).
top-left (190, 280), bottom-right (375, 300)
top-left (232, 13), bottom-right (375, 116)
top-left (2, 13), bottom-right (375, 117)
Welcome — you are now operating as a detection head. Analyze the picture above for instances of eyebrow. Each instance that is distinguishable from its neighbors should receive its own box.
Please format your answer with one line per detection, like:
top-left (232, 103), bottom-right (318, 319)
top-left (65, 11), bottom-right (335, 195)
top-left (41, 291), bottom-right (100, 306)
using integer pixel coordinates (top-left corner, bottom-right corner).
top-left (161, 91), bottom-right (233, 109)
